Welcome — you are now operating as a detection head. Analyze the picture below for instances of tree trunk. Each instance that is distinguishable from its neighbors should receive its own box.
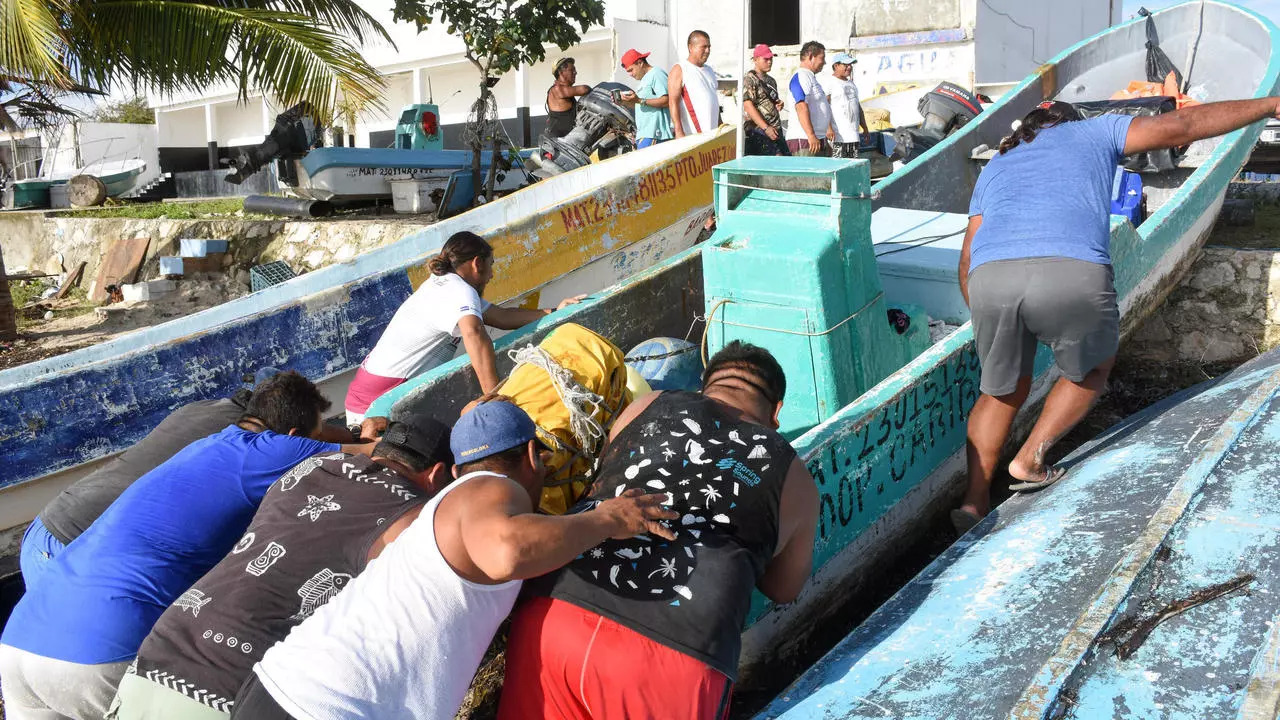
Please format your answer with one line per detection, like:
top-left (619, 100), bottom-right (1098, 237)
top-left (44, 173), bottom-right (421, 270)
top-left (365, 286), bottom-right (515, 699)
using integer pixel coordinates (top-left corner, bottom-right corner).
top-left (485, 137), bottom-right (501, 202)
top-left (0, 243), bottom-right (18, 341)
top-left (471, 82), bottom-right (487, 203)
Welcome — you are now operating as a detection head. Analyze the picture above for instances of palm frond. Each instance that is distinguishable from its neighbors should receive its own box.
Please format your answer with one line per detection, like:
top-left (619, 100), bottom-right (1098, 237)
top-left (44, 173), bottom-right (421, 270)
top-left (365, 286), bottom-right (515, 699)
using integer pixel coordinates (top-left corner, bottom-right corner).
top-left (233, 0), bottom-right (395, 48)
top-left (0, 0), bottom-right (72, 87)
top-left (78, 1), bottom-right (385, 116)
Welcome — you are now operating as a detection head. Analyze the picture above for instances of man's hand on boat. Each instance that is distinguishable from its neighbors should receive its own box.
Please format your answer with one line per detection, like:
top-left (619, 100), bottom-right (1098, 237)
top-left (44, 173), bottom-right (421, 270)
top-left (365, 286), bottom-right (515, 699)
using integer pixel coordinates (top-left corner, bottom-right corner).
top-left (359, 416), bottom-right (389, 441)
top-left (555, 294), bottom-right (588, 312)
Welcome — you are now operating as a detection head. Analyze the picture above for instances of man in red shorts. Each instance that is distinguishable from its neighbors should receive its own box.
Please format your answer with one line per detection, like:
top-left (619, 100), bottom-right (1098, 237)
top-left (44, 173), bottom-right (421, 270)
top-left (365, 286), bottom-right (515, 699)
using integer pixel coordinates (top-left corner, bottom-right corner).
top-left (499, 341), bottom-right (818, 718)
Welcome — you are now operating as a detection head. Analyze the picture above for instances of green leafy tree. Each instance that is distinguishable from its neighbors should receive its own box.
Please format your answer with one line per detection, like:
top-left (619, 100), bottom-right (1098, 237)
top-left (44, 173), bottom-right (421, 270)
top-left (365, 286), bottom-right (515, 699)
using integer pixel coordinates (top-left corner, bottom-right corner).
top-left (392, 0), bottom-right (605, 199)
top-left (90, 97), bottom-right (156, 124)
top-left (0, 0), bottom-right (394, 122)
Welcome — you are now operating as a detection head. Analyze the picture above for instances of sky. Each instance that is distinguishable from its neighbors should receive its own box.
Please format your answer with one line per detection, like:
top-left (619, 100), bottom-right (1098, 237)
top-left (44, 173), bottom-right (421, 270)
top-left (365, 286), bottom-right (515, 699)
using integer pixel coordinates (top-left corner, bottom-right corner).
top-left (1122, 0), bottom-right (1280, 22)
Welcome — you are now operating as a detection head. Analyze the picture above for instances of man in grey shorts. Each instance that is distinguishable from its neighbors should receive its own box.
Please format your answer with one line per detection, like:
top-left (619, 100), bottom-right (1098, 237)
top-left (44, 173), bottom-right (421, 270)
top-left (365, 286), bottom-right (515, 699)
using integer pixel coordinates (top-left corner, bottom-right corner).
top-left (954, 96), bottom-right (1280, 533)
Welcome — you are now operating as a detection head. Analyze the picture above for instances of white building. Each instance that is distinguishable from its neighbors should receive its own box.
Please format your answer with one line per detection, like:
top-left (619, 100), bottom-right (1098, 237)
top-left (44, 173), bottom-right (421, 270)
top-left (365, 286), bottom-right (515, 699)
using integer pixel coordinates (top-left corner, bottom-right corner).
top-left (149, 0), bottom-right (1121, 175)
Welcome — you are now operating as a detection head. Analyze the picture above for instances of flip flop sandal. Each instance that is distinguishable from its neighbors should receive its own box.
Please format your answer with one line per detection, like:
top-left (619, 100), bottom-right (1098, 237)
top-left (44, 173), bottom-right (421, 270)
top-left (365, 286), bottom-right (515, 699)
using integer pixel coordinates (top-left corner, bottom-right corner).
top-left (950, 508), bottom-right (982, 535)
top-left (1009, 464), bottom-right (1067, 493)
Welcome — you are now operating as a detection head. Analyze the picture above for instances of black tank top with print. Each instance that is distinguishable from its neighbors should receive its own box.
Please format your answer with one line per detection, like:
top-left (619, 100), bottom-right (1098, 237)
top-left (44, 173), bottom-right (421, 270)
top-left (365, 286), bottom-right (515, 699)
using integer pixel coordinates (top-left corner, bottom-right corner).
top-left (132, 453), bottom-right (426, 712)
top-left (536, 391), bottom-right (795, 678)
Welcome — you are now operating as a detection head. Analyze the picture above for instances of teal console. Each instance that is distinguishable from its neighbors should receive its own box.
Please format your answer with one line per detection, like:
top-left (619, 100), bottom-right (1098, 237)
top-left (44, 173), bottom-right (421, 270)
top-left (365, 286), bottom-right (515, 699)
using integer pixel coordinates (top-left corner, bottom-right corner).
top-left (703, 157), bottom-right (927, 438)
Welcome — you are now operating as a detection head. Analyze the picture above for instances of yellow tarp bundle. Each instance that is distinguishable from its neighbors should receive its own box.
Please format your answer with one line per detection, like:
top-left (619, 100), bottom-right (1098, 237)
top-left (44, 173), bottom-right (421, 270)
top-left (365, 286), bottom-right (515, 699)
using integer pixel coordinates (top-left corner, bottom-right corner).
top-left (496, 323), bottom-right (632, 514)
top-left (864, 108), bottom-right (893, 132)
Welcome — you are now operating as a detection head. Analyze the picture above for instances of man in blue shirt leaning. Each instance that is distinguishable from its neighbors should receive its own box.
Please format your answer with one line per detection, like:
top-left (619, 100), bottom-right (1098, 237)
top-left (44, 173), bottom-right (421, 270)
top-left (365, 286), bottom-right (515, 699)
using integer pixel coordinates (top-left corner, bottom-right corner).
top-left (620, 48), bottom-right (674, 148)
top-left (0, 371), bottom-right (374, 720)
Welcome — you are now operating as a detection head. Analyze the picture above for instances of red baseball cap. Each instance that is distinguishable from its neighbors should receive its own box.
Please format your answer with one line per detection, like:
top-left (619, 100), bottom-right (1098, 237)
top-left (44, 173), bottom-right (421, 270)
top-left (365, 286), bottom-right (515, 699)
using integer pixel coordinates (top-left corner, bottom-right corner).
top-left (753, 44), bottom-right (775, 59)
top-left (620, 48), bottom-right (651, 69)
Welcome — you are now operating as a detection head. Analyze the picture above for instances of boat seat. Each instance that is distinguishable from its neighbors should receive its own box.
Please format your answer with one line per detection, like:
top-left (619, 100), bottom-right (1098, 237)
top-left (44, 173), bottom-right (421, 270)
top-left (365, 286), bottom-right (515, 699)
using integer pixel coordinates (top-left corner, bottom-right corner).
top-left (871, 206), bottom-right (971, 325)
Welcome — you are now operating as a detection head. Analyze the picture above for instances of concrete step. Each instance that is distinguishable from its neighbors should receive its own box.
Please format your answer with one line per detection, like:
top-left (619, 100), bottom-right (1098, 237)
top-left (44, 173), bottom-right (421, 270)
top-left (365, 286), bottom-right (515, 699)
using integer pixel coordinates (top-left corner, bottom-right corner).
top-left (179, 238), bottom-right (230, 258)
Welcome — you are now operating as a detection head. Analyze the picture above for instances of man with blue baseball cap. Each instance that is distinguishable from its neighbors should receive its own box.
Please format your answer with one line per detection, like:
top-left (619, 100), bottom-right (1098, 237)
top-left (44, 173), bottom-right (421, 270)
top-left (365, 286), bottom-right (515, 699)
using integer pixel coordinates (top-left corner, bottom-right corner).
top-left (820, 51), bottom-right (869, 159)
top-left (234, 398), bottom-right (678, 720)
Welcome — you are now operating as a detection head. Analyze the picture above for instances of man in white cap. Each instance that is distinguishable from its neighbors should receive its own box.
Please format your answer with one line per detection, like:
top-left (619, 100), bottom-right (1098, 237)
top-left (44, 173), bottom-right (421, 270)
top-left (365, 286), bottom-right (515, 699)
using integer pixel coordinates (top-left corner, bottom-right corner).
top-left (230, 399), bottom-right (678, 720)
top-left (822, 52), bottom-right (870, 159)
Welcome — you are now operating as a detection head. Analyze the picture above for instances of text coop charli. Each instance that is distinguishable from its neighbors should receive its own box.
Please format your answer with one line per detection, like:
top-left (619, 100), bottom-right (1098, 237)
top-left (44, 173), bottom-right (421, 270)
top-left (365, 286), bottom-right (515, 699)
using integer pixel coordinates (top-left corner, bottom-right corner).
top-left (559, 145), bottom-right (734, 233)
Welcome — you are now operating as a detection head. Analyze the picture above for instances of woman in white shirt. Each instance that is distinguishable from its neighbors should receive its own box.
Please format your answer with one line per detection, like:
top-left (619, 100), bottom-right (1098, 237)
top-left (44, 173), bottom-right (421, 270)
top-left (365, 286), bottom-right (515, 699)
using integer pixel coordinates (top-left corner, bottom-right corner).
top-left (344, 231), bottom-right (582, 423)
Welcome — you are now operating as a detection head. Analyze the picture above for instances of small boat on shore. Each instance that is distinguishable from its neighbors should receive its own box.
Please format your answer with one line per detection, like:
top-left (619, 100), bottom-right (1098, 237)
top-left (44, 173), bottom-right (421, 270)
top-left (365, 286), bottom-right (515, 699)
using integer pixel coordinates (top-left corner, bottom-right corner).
top-left (4, 157), bottom-right (147, 209)
top-left (759, 346), bottom-right (1280, 719)
top-left (365, 0), bottom-right (1280, 687)
top-left (0, 128), bottom-right (736, 543)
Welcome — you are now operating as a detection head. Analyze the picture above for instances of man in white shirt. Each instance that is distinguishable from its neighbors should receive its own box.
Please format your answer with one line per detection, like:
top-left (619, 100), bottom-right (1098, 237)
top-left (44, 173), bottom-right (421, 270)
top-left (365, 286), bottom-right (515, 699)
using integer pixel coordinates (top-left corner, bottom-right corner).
top-left (822, 52), bottom-right (870, 159)
top-left (668, 30), bottom-right (721, 137)
top-left (784, 41), bottom-right (834, 156)
top-left (231, 400), bottom-right (678, 720)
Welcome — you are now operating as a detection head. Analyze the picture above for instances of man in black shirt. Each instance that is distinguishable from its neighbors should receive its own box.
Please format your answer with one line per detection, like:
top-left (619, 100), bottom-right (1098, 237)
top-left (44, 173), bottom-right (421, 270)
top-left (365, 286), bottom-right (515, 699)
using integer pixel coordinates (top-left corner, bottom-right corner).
top-left (499, 341), bottom-right (818, 719)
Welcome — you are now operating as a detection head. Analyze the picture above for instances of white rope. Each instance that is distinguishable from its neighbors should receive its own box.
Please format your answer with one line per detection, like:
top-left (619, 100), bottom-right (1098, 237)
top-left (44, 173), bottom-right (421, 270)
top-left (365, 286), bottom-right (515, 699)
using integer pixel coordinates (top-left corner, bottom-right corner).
top-left (508, 344), bottom-right (608, 459)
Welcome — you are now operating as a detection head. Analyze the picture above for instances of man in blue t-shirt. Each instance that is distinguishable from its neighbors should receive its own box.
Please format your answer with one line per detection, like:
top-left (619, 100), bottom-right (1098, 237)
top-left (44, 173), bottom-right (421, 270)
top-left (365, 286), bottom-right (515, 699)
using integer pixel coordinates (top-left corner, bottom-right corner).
top-left (620, 48), bottom-right (673, 148)
top-left (0, 371), bottom-right (375, 720)
top-left (953, 96), bottom-right (1280, 534)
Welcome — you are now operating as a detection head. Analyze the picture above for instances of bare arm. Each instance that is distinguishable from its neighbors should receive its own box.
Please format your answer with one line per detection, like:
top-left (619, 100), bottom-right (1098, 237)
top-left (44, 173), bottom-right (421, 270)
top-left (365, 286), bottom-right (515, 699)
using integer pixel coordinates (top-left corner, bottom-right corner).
top-left (482, 294), bottom-right (586, 330)
top-left (958, 214), bottom-right (981, 308)
top-left (338, 440), bottom-right (378, 455)
top-left (669, 64), bottom-right (685, 137)
top-left (550, 83), bottom-right (592, 101)
top-left (1124, 97), bottom-right (1280, 154)
top-left (315, 423), bottom-right (357, 444)
top-left (458, 314), bottom-right (500, 393)
top-left (643, 93), bottom-right (669, 108)
top-left (367, 504), bottom-right (424, 562)
top-left (459, 480), bottom-right (678, 582)
top-left (756, 457), bottom-right (818, 604)
top-left (857, 98), bottom-right (870, 135)
top-left (743, 99), bottom-right (768, 129)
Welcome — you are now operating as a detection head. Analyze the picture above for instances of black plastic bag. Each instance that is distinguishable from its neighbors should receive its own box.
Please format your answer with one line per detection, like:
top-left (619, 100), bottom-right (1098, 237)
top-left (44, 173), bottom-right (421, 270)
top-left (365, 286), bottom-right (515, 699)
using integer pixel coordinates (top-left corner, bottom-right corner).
top-left (1139, 7), bottom-right (1184, 88)
top-left (1074, 96), bottom-right (1183, 173)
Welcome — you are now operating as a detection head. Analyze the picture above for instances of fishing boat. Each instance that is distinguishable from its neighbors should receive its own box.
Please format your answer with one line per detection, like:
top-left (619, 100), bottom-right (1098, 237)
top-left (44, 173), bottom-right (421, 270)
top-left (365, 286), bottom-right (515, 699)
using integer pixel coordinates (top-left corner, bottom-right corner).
top-left (0, 127), bottom-right (736, 543)
top-left (364, 0), bottom-right (1280, 686)
top-left (4, 158), bottom-right (147, 209)
top-left (759, 346), bottom-right (1280, 719)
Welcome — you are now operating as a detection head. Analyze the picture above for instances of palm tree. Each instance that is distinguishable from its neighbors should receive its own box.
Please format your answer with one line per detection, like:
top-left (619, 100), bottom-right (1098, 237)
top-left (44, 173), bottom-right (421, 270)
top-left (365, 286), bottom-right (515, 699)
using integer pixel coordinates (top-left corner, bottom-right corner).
top-left (1, 0), bottom-right (392, 121)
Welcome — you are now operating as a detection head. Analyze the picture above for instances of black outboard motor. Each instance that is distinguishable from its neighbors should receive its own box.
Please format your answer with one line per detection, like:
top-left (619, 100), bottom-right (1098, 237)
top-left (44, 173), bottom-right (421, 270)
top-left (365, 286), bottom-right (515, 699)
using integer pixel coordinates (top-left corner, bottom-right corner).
top-left (225, 102), bottom-right (324, 185)
top-left (891, 82), bottom-right (985, 163)
top-left (528, 82), bottom-right (636, 178)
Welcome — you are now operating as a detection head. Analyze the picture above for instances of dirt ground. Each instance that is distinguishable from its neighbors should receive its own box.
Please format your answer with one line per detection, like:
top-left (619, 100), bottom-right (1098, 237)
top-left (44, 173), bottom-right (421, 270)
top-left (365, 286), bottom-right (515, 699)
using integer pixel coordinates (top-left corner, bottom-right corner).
top-left (0, 275), bottom-right (250, 372)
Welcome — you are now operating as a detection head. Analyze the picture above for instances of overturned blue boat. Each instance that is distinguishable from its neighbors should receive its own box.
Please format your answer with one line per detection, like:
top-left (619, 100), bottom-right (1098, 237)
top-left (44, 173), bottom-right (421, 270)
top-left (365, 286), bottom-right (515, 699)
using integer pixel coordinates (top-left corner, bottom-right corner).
top-left (759, 346), bottom-right (1280, 720)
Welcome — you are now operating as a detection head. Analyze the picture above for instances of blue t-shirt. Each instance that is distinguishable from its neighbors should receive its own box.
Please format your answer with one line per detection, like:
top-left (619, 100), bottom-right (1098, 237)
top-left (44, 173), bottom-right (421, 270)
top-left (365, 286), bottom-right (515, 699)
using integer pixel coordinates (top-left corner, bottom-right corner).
top-left (968, 114), bottom-right (1133, 270)
top-left (636, 67), bottom-right (674, 141)
top-left (1, 427), bottom-right (338, 664)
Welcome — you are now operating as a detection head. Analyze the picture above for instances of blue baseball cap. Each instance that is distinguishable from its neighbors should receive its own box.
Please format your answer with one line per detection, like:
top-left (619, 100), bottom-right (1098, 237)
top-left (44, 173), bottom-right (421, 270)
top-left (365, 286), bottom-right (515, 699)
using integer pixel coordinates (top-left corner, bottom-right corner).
top-left (451, 400), bottom-right (537, 465)
top-left (831, 52), bottom-right (857, 66)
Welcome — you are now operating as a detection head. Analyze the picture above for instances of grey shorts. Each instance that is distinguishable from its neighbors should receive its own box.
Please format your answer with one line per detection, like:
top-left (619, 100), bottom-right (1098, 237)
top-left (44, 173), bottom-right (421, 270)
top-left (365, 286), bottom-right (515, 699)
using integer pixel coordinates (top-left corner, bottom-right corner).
top-left (969, 257), bottom-right (1119, 396)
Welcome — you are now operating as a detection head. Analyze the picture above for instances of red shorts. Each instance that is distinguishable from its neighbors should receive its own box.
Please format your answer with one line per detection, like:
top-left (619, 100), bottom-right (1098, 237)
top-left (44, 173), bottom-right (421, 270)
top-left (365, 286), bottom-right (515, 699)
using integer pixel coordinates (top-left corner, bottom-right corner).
top-left (343, 365), bottom-right (405, 416)
top-left (498, 597), bottom-right (733, 720)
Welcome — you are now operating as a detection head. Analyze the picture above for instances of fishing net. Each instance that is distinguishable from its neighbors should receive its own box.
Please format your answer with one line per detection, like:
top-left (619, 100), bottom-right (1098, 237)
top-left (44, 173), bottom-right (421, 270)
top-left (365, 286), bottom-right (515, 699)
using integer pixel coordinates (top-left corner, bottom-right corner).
top-left (461, 89), bottom-right (501, 152)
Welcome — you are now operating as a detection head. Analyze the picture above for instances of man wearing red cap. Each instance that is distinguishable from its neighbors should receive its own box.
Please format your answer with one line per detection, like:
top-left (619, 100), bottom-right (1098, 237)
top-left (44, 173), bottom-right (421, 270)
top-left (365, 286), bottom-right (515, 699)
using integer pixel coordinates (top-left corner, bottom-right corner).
top-left (742, 44), bottom-right (788, 156)
top-left (621, 48), bottom-right (673, 148)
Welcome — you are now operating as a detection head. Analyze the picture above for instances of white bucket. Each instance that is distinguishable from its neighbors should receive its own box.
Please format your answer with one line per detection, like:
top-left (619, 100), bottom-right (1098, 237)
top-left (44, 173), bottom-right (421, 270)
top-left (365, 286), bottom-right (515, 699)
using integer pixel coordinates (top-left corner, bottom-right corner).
top-left (389, 177), bottom-right (437, 214)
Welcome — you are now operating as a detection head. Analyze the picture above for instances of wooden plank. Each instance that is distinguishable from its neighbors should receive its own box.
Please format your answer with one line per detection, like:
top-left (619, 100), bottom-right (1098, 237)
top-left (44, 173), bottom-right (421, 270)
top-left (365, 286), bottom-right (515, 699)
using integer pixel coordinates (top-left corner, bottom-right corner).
top-left (52, 261), bottom-right (87, 300)
top-left (90, 237), bottom-right (150, 302)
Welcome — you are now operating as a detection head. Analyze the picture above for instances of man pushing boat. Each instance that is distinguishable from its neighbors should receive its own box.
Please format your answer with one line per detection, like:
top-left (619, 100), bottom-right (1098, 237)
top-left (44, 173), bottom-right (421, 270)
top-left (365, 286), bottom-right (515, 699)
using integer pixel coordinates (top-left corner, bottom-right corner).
top-left (955, 95), bottom-right (1280, 532)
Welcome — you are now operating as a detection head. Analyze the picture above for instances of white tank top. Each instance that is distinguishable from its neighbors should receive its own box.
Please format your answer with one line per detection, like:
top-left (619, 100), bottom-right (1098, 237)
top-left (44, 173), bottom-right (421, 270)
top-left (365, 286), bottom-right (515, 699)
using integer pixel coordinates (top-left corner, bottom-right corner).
top-left (677, 60), bottom-right (720, 134)
top-left (253, 471), bottom-right (521, 720)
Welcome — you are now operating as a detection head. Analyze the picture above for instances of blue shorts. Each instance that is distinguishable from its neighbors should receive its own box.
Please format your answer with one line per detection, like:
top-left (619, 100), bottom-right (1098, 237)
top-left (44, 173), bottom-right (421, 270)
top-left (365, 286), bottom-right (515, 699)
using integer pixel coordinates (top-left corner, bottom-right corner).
top-left (19, 516), bottom-right (66, 591)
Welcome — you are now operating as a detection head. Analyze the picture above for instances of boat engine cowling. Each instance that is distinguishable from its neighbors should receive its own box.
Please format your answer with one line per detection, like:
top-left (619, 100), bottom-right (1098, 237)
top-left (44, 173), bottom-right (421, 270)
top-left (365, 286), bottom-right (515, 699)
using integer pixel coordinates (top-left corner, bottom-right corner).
top-left (529, 82), bottom-right (637, 178)
top-left (891, 83), bottom-right (985, 163)
top-left (225, 103), bottom-right (323, 185)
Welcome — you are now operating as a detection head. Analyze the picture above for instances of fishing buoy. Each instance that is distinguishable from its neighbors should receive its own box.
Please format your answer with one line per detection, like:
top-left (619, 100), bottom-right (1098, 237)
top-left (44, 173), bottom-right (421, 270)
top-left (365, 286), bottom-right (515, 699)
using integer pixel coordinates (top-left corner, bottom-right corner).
top-left (625, 337), bottom-right (703, 392)
top-left (625, 365), bottom-right (652, 399)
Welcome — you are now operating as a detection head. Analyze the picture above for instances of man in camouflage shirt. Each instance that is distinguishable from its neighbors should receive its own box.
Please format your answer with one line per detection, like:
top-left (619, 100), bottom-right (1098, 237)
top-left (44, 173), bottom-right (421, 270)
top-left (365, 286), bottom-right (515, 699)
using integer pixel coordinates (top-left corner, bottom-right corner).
top-left (742, 44), bottom-right (789, 156)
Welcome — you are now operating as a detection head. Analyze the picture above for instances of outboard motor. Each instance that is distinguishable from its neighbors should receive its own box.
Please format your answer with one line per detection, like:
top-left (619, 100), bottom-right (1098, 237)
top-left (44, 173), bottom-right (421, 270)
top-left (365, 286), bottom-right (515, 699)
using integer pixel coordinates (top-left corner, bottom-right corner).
top-left (225, 102), bottom-right (323, 185)
top-left (890, 82), bottom-right (985, 163)
top-left (528, 82), bottom-right (636, 178)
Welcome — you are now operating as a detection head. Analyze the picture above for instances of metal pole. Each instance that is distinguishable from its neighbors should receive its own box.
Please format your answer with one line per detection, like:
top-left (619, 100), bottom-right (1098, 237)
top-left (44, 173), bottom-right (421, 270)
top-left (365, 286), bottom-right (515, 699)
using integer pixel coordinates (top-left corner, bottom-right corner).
top-left (736, 0), bottom-right (751, 158)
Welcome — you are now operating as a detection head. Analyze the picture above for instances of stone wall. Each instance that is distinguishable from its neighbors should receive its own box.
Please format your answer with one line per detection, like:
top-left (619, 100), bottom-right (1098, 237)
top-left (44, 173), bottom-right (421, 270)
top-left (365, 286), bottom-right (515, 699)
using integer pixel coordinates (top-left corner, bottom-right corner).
top-left (0, 211), bottom-right (431, 291)
top-left (1126, 246), bottom-right (1280, 364)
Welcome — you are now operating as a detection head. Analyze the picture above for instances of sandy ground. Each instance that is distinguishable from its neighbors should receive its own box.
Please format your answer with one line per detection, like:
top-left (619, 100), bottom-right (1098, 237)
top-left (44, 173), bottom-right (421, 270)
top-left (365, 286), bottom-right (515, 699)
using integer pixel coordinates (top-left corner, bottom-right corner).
top-left (0, 275), bottom-right (250, 372)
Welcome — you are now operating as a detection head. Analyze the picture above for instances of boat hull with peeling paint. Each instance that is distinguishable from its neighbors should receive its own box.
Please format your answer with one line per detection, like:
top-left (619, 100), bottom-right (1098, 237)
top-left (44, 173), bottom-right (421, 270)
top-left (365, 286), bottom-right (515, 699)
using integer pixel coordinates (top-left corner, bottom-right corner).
top-left (760, 346), bottom-right (1280, 720)
top-left (369, 0), bottom-right (1278, 690)
top-left (0, 128), bottom-right (736, 543)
